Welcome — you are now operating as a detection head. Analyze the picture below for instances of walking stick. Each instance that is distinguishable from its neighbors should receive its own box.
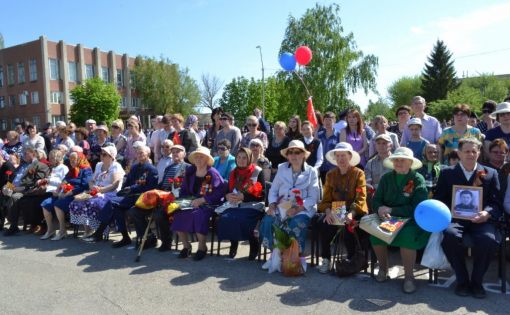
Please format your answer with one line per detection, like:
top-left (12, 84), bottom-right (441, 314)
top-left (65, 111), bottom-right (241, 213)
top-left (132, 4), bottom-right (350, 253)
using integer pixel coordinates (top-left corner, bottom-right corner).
top-left (135, 202), bottom-right (159, 262)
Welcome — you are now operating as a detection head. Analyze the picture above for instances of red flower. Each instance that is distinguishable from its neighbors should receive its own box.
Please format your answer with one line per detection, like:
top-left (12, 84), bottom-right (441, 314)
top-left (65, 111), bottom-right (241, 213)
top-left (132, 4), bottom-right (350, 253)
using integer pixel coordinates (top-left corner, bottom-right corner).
top-left (291, 189), bottom-right (301, 195)
top-left (61, 183), bottom-right (74, 193)
top-left (168, 178), bottom-right (174, 183)
top-left (175, 177), bottom-right (182, 183)
top-left (367, 186), bottom-right (376, 195)
top-left (403, 180), bottom-right (414, 196)
top-left (295, 195), bottom-right (304, 206)
top-left (38, 179), bottom-right (48, 186)
top-left (245, 181), bottom-right (263, 198)
top-left (5, 170), bottom-right (13, 176)
top-left (90, 188), bottom-right (98, 196)
top-left (355, 187), bottom-right (363, 194)
top-left (347, 219), bottom-right (357, 233)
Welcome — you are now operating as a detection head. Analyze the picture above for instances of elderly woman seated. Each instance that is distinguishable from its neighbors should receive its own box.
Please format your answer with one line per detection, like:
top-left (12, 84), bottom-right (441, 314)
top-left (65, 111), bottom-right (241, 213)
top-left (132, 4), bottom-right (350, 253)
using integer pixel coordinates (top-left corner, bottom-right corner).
top-left (370, 147), bottom-right (429, 294)
top-left (172, 147), bottom-right (225, 261)
top-left (316, 142), bottom-right (368, 273)
top-left (259, 140), bottom-right (320, 262)
top-left (216, 147), bottom-right (265, 260)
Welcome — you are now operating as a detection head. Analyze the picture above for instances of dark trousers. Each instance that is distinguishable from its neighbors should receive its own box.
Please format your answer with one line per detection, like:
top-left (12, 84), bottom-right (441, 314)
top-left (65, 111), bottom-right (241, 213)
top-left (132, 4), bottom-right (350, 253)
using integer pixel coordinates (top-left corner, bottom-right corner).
top-left (128, 206), bottom-right (171, 244)
top-left (314, 214), bottom-right (357, 260)
top-left (6, 193), bottom-right (47, 228)
top-left (442, 221), bottom-right (500, 286)
top-left (98, 195), bottom-right (139, 233)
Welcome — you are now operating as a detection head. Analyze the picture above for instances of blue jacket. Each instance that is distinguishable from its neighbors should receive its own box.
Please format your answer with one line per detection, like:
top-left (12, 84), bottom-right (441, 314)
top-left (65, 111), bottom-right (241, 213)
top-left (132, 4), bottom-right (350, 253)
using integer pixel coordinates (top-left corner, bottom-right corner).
top-left (65, 167), bottom-right (93, 195)
top-left (123, 161), bottom-right (159, 194)
top-left (213, 155), bottom-right (236, 181)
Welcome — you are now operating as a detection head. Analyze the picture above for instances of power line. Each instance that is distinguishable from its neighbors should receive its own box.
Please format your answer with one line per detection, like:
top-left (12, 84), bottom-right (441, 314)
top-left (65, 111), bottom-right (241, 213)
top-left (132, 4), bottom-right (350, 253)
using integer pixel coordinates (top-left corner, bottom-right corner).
top-left (455, 47), bottom-right (510, 59)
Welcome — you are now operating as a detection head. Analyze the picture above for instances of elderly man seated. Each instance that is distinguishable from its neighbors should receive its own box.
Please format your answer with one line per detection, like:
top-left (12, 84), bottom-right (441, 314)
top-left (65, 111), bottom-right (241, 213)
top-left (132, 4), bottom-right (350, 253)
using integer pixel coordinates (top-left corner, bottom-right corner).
top-left (434, 137), bottom-right (501, 299)
top-left (3, 147), bottom-right (50, 236)
top-left (128, 144), bottom-right (189, 251)
top-left (89, 145), bottom-right (158, 247)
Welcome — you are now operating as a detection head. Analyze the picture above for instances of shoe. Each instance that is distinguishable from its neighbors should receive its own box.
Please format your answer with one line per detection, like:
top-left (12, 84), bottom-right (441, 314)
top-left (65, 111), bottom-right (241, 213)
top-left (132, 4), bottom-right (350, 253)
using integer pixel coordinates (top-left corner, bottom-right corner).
top-left (471, 283), bottom-right (486, 299)
top-left (402, 279), bottom-right (417, 294)
top-left (3, 227), bottom-right (20, 236)
top-left (248, 239), bottom-right (260, 261)
top-left (40, 231), bottom-right (56, 240)
top-left (318, 258), bottom-right (330, 274)
top-left (51, 231), bottom-right (67, 241)
top-left (84, 234), bottom-right (103, 243)
top-left (137, 237), bottom-right (157, 250)
top-left (33, 225), bottom-right (47, 236)
top-left (454, 283), bottom-right (471, 297)
top-left (158, 242), bottom-right (171, 252)
top-left (178, 247), bottom-right (191, 258)
top-left (375, 269), bottom-right (388, 283)
top-left (112, 238), bottom-right (132, 248)
top-left (193, 248), bottom-right (207, 261)
top-left (229, 241), bottom-right (239, 258)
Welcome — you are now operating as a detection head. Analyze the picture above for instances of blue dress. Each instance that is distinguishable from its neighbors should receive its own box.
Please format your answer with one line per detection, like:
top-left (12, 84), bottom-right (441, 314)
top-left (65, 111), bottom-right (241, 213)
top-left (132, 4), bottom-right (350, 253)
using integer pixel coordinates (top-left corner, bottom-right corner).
top-left (41, 167), bottom-right (93, 213)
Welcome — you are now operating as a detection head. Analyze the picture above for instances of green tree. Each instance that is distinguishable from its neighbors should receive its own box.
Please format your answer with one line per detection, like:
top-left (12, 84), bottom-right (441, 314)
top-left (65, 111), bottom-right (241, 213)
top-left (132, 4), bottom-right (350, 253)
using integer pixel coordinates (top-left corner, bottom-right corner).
top-left (387, 75), bottom-right (422, 109)
top-left (364, 98), bottom-right (393, 121)
top-left (421, 40), bottom-right (459, 102)
top-left (70, 77), bottom-right (121, 126)
top-left (132, 56), bottom-right (200, 115)
top-left (219, 77), bottom-right (251, 125)
top-left (279, 3), bottom-right (378, 115)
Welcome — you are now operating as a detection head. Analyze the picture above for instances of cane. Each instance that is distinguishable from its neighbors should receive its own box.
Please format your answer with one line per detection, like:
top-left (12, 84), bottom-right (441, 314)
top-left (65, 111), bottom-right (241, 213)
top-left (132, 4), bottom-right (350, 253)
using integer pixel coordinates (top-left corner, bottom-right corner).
top-left (135, 202), bottom-right (159, 262)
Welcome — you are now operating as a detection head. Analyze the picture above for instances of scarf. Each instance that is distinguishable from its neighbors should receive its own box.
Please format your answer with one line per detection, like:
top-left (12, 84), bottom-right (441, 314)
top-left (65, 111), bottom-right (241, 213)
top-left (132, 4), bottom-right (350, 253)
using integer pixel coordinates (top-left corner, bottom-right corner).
top-left (68, 153), bottom-right (91, 179)
top-left (229, 163), bottom-right (255, 192)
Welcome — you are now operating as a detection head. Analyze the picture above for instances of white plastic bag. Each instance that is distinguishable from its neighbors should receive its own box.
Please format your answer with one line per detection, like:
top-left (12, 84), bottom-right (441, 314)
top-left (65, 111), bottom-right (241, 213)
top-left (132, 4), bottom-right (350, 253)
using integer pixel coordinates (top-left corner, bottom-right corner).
top-left (421, 232), bottom-right (451, 270)
top-left (268, 248), bottom-right (282, 274)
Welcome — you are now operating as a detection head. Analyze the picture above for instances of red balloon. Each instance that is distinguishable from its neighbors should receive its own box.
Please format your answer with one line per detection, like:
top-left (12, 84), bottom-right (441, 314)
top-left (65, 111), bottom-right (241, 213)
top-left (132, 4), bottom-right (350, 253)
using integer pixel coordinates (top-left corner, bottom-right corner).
top-left (295, 46), bottom-right (312, 66)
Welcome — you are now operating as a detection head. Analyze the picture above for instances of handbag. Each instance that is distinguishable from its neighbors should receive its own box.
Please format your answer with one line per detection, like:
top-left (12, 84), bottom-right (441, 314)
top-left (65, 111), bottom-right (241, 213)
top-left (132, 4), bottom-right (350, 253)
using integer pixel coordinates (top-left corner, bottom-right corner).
top-left (334, 228), bottom-right (367, 277)
top-left (359, 213), bottom-right (408, 245)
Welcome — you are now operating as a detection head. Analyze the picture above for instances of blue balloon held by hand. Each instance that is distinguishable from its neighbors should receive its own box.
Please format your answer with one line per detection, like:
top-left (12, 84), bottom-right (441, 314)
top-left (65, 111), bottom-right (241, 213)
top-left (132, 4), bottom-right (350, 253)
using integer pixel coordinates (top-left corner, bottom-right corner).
top-left (279, 52), bottom-right (296, 71)
top-left (415, 199), bottom-right (452, 233)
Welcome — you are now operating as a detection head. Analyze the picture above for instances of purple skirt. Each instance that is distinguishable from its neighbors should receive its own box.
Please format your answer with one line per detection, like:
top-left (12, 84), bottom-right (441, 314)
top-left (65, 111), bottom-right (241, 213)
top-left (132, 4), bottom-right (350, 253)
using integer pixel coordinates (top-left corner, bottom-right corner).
top-left (171, 207), bottom-right (214, 235)
top-left (69, 195), bottom-right (111, 230)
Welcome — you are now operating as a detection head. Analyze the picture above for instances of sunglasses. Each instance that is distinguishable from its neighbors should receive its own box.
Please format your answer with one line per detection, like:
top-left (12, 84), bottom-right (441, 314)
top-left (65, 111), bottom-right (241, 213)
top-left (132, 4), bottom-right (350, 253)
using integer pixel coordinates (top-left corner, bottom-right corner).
top-left (247, 123), bottom-right (258, 127)
top-left (111, 125), bottom-right (120, 129)
top-left (287, 149), bottom-right (303, 155)
top-left (218, 146), bottom-right (228, 151)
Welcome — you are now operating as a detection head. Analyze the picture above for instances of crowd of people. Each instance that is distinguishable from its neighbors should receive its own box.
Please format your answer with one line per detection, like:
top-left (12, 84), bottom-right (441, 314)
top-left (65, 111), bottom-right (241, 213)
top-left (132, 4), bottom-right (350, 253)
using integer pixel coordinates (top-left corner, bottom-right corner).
top-left (1, 95), bottom-right (510, 299)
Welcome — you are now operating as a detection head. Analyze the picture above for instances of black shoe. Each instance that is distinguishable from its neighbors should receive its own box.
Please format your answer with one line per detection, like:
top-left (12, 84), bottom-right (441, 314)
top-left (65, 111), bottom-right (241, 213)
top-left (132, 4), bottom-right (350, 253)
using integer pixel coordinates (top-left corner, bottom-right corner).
top-left (142, 237), bottom-right (157, 250)
top-left (194, 249), bottom-right (207, 261)
top-left (3, 226), bottom-right (19, 236)
top-left (248, 238), bottom-right (260, 261)
top-left (158, 242), bottom-right (171, 252)
top-left (454, 283), bottom-right (471, 297)
top-left (229, 241), bottom-right (239, 258)
top-left (178, 247), bottom-right (191, 258)
top-left (471, 283), bottom-right (486, 299)
top-left (112, 237), bottom-right (132, 248)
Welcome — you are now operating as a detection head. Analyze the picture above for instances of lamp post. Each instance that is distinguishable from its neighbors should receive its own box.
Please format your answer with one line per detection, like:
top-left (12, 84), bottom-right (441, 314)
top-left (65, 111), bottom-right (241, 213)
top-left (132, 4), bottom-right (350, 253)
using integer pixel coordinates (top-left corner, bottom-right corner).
top-left (256, 45), bottom-right (265, 115)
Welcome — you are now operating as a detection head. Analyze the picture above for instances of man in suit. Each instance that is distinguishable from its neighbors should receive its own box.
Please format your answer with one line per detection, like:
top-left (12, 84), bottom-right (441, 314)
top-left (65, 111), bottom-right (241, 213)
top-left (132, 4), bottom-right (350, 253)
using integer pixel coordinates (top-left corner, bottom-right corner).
top-left (434, 137), bottom-right (501, 299)
top-left (3, 147), bottom-right (50, 236)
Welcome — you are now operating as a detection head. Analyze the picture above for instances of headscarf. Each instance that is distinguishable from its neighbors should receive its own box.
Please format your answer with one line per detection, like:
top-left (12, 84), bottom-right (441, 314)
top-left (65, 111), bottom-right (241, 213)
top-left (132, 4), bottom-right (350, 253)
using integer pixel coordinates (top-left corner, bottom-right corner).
top-left (228, 147), bottom-right (255, 192)
top-left (68, 152), bottom-right (91, 179)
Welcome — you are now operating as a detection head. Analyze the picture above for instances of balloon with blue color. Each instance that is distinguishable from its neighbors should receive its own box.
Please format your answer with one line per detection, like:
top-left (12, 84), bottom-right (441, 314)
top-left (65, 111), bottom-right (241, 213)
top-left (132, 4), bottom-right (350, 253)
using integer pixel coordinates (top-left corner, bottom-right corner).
top-left (279, 53), bottom-right (296, 71)
top-left (415, 199), bottom-right (451, 232)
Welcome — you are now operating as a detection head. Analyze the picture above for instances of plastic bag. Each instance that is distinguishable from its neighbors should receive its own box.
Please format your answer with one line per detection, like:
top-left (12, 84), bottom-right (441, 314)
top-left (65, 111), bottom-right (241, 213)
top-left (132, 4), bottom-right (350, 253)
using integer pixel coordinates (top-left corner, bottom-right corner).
top-left (421, 232), bottom-right (451, 270)
top-left (282, 239), bottom-right (304, 277)
top-left (267, 248), bottom-right (281, 274)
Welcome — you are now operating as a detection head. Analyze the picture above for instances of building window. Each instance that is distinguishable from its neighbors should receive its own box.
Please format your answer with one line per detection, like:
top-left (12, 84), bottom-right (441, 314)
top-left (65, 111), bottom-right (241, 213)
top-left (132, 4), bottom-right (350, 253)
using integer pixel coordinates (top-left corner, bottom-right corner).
top-left (18, 62), bottom-right (25, 84)
top-left (32, 116), bottom-right (41, 129)
top-left (7, 64), bottom-right (15, 85)
top-left (49, 58), bottom-right (60, 80)
top-left (132, 97), bottom-right (139, 108)
top-left (9, 95), bottom-right (16, 106)
top-left (116, 69), bottom-right (124, 88)
top-left (1, 120), bottom-right (7, 131)
top-left (50, 91), bottom-right (63, 104)
top-left (68, 61), bottom-right (78, 82)
top-left (52, 115), bottom-right (66, 126)
top-left (0, 96), bottom-right (5, 108)
top-left (19, 93), bottom-right (28, 105)
top-left (0, 65), bottom-right (4, 87)
top-left (29, 58), bottom-right (38, 81)
top-left (101, 67), bottom-right (109, 83)
top-left (85, 64), bottom-right (94, 79)
top-left (31, 91), bottom-right (39, 104)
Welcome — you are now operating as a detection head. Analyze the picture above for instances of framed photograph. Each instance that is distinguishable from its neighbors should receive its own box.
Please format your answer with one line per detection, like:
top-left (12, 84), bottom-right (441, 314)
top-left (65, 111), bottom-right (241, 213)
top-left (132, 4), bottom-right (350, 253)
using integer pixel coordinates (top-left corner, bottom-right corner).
top-left (451, 185), bottom-right (483, 220)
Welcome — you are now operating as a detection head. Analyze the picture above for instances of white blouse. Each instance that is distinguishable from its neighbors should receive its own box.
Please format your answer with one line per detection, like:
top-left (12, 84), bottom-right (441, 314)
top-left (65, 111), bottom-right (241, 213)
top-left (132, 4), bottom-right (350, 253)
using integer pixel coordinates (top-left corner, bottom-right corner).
top-left (46, 164), bottom-right (69, 192)
top-left (92, 161), bottom-right (125, 192)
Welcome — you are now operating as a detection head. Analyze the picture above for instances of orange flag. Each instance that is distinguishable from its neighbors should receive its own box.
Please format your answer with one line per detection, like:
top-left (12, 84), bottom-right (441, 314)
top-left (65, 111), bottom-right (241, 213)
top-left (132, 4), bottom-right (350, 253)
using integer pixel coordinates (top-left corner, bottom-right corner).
top-left (307, 97), bottom-right (318, 128)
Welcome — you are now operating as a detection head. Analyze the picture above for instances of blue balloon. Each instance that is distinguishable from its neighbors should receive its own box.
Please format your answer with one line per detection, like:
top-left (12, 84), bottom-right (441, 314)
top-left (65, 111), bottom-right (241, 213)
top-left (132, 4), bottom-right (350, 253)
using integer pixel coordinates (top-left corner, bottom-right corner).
top-left (415, 199), bottom-right (451, 232)
top-left (279, 53), bottom-right (296, 71)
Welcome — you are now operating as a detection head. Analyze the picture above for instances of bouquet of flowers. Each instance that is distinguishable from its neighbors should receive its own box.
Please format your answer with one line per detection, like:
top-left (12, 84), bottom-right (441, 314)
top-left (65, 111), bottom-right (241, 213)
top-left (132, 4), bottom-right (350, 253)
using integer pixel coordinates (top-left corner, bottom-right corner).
top-left (167, 177), bottom-right (184, 198)
top-left (241, 180), bottom-right (263, 199)
top-left (60, 182), bottom-right (74, 193)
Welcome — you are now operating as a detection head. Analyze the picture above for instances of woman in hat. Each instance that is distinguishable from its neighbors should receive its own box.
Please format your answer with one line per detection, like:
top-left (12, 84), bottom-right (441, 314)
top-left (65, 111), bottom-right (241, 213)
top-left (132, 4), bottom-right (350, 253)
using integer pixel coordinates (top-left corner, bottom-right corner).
top-left (370, 147), bottom-right (429, 293)
top-left (259, 140), bottom-right (320, 257)
top-left (240, 115), bottom-right (268, 149)
top-left (171, 147), bottom-right (226, 261)
top-left (217, 147), bottom-right (265, 260)
top-left (316, 142), bottom-right (368, 273)
top-left (70, 146), bottom-right (125, 239)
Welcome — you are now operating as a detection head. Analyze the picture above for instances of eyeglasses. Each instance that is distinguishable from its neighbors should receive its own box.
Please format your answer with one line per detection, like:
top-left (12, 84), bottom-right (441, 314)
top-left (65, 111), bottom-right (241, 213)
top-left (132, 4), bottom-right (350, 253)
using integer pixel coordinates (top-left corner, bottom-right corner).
top-left (217, 146), bottom-right (228, 151)
top-left (287, 149), bottom-right (303, 155)
top-left (247, 123), bottom-right (258, 127)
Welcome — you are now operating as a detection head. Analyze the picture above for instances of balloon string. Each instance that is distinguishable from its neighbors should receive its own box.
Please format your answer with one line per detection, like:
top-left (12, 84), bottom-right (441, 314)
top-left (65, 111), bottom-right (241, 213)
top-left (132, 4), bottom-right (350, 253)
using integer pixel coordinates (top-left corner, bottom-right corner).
top-left (292, 70), bottom-right (312, 98)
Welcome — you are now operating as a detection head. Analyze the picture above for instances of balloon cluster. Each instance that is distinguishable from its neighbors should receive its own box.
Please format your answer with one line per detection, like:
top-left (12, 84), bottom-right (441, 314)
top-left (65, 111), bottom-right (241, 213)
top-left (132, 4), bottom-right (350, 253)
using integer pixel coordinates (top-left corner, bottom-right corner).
top-left (279, 46), bottom-right (312, 71)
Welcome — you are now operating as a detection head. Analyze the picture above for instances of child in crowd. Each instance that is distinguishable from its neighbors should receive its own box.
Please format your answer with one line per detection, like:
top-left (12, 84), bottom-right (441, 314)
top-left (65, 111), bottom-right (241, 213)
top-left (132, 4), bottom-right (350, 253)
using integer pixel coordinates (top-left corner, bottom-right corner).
top-left (405, 118), bottom-right (429, 160)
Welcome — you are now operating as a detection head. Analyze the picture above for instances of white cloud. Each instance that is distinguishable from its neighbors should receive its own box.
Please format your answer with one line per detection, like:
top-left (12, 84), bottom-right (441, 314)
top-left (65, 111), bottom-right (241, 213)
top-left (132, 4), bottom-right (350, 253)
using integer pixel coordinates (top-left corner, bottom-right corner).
top-left (410, 26), bottom-right (425, 35)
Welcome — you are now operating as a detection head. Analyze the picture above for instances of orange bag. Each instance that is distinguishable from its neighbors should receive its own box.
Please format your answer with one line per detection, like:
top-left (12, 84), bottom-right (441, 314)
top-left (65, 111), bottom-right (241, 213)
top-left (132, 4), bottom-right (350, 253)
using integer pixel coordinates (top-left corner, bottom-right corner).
top-left (135, 189), bottom-right (175, 210)
top-left (281, 239), bottom-right (304, 277)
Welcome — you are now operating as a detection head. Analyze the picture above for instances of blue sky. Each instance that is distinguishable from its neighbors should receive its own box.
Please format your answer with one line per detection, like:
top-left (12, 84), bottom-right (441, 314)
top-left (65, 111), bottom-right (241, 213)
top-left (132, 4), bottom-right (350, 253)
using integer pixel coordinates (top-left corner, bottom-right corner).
top-left (2, 0), bottom-right (510, 111)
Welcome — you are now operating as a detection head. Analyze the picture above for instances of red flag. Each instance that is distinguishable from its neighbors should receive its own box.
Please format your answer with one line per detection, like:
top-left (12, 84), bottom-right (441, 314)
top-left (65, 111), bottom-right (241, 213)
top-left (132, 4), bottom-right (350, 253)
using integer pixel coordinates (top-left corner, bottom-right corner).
top-left (307, 97), bottom-right (318, 128)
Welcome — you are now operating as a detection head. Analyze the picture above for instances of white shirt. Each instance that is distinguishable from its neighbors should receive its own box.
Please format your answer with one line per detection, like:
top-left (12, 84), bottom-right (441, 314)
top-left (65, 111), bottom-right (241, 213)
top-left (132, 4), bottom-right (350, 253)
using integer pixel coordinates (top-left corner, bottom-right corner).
top-left (46, 164), bottom-right (69, 192)
top-left (459, 162), bottom-right (477, 182)
top-left (303, 136), bottom-right (323, 170)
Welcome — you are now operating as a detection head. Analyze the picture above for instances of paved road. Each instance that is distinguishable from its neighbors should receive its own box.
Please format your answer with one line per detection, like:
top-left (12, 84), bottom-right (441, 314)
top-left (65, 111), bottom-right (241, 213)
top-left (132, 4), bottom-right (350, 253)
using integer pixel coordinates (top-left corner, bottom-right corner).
top-left (1, 232), bottom-right (509, 314)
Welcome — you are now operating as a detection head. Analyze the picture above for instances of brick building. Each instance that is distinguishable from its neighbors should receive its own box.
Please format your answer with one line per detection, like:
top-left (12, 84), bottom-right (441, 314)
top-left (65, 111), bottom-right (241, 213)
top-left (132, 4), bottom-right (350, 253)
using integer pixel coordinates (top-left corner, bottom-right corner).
top-left (0, 36), bottom-right (150, 136)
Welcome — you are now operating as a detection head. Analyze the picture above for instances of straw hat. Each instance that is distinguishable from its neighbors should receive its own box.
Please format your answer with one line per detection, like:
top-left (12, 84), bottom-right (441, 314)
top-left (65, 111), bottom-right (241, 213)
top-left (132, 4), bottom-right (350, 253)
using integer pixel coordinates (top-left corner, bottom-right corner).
top-left (325, 142), bottom-right (361, 166)
top-left (188, 147), bottom-right (214, 166)
top-left (280, 140), bottom-right (311, 158)
top-left (383, 147), bottom-right (423, 170)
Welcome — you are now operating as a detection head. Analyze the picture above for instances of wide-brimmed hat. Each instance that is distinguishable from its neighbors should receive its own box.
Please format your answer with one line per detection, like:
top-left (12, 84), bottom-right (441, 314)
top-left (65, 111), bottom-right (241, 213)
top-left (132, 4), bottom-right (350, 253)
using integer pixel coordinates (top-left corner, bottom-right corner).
top-left (101, 146), bottom-right (117, 159)
top-left (325, 142), bottom-right (361, 166)
top-left (280, 140), bottom-right (311, 158)
top-left (490, 102), bottom-right (510, 119)
top-left (383, 147), bottom-right (423, 170)
top-left (188, 147), bottom-right (214, 166)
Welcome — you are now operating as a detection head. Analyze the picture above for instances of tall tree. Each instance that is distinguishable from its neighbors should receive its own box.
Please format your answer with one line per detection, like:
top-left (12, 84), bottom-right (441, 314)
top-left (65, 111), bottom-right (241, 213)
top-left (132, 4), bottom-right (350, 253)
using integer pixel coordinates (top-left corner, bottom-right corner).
top-left (421, 40), bottom-right (459, 102)
top-left (279, 3), bottom-right (378, 115)
top-left (387, 75), bottom-right (422, 109)
top-left (200, 73), bottom-right (223, 111)
top-left (175, 68), bottom-right (201, 115)
top-left (70, 77), bottom-right (121, 126)
top-left (364, 98), bottom-right (393, 121)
